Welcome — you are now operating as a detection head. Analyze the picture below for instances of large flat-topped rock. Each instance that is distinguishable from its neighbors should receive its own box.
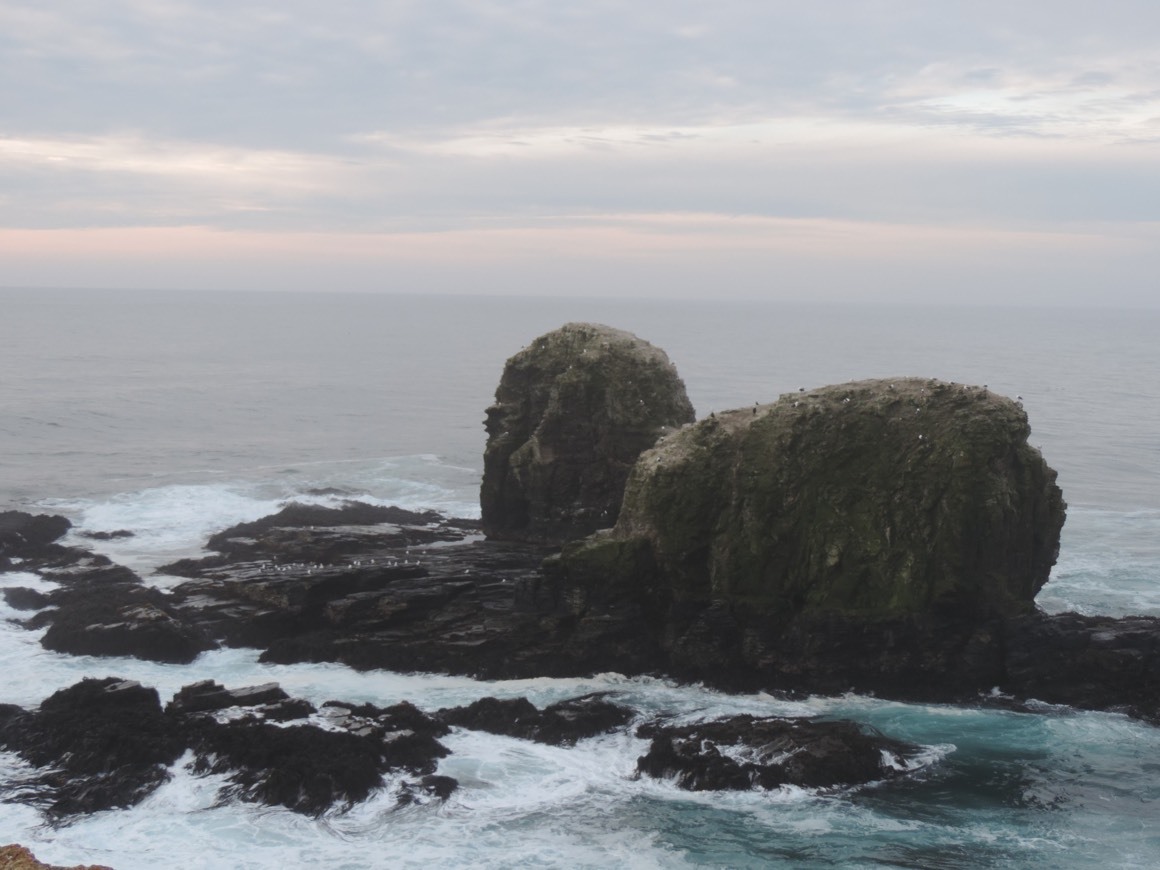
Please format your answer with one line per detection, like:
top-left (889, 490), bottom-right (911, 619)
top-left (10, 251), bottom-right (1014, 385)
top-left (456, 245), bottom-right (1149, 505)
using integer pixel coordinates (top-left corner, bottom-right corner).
top-left (564, 377), bottom-right (1066, 620)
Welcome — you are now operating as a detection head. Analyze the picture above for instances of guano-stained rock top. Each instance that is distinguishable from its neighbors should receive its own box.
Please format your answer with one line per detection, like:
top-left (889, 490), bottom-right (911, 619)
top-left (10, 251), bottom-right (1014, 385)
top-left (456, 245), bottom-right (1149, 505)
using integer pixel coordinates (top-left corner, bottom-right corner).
top-left (564, 377), bottom-right (1066, 621)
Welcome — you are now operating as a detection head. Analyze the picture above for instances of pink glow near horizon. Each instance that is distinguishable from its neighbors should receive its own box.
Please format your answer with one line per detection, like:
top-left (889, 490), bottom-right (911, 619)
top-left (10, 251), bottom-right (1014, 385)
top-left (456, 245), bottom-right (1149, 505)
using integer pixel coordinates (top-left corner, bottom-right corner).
top-left (2, 217), bottom-right (1155, 304)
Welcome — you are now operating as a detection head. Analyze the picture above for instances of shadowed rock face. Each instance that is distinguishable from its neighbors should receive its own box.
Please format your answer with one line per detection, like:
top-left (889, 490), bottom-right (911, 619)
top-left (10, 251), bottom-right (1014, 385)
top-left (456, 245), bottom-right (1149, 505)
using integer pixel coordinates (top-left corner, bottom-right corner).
top-left (557, 378), bottom-right (1066, 622)
top-left (481, 322), bottom-right (695, 545)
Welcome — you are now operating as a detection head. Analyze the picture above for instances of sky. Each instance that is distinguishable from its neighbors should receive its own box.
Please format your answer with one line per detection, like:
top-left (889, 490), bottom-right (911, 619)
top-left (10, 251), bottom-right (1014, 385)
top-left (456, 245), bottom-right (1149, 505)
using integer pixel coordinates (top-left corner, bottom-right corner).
top-left (1, 1), bottom-right (1158, 305)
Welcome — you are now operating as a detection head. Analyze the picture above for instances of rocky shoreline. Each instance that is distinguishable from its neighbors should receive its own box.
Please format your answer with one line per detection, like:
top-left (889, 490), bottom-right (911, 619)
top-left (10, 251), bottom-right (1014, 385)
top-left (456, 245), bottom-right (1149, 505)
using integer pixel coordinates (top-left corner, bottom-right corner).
top-left (1, 499), bottom-right (1158, 822)
top-left (0, 506), bottom-right (940, 822)
top-left (7, 502), bottom-right (1157, 720)
top-left (2, 322), bottom-right (1158, 824)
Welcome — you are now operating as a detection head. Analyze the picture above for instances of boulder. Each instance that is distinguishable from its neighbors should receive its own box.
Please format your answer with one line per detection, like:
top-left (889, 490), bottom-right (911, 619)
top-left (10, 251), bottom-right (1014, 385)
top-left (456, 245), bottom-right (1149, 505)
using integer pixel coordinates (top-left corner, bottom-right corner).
top-left (0, 679), bottom-right (458, 821)
top-left (481, 323), bottom-right (695, 544)
top-left (28, 564), bottom-right (215, 664)
top-left (2, 587), bottom-right (49, 610)
top-left (0, 678), bottom-right (184, 818)
top-left (0, 511), bottom-right (71, 557)
top-left (554, 378), bottom-right (1065, 622)
top-left (438, 693), bottom-right (634, 745)
top-left (166, 680), bottom-right (291, 714)
top-left (635, 715), bottom-right (926, 791)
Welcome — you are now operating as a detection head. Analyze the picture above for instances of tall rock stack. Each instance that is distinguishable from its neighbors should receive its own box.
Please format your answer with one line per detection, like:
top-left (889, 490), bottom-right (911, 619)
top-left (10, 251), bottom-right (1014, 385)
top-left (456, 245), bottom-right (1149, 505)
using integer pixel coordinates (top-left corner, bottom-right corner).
top-left (480, 323), bottom-right (695, 545)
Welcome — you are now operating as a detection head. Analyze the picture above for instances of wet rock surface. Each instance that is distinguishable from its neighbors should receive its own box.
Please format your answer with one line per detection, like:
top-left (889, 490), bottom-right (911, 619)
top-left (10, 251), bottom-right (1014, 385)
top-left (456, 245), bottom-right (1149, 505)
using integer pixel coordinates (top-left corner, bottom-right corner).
top-left (0, 676), bottom-right (457, 821)
top-left (2, 505), bottom-right (1159, 722)
top-left (1003, 613), bottom-right (1160, 721)
top-left (155, 502), bottom-right (656, 679)
top-left (0, 512), bottom-right (72, 557)
top-left (438, 693), bottom-right (635, 745)
top-left (0, 678), bottom-right (185, 819)
top-left (25, 563), bottom-right (216, 664)
top-left (0, 673), bottom-right (939, 823)
top-left (480, 323), bottom-right (695, 545)
top-left (0, 511), bottom-right (75, 573)
top-left (635, 715), bottom-right (925, 791)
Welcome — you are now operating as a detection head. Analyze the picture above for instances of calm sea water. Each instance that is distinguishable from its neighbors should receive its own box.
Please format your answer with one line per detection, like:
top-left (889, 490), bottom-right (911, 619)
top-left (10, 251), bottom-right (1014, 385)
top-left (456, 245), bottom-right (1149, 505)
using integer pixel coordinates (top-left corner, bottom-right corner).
top-left (1, 288), bottom-right (1158, 868)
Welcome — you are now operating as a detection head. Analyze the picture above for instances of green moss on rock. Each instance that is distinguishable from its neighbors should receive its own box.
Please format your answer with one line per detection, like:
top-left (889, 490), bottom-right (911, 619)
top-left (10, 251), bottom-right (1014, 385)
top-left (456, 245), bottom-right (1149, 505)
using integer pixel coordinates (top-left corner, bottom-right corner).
top-left (560, 378), bottom-right (1065, 620)
top-left (481, 323), bottom-right (695, 544)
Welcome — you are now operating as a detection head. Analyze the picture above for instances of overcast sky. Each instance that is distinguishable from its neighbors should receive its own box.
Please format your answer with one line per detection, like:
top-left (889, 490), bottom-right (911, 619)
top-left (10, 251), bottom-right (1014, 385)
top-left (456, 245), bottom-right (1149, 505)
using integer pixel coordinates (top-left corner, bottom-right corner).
top-left (2, 1), bottom-right (1158, 304)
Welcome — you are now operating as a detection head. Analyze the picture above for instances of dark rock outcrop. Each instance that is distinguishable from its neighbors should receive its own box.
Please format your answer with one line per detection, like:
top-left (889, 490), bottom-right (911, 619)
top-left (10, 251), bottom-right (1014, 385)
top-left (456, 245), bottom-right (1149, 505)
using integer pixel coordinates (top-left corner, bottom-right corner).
top-left (0, 511), bottom-right (75, 572)
top-left (438, 693), bottom-right (634, 745)
top-left (1003, 613), bottom-right (1160, 721)
top-left (0, 676), bottom-right (933, 821)
top-left (78, 529), bottom-right (134, 541)
top-left (480, 323), bottom-right (695, 544)
top-left (141, 500), bottom-right (1158, 721)
top-left (0, 843), bottom-right (112, 870)
top-left (166, 680), bottom-right (290, 714)
top-left (635, 715), bottom-right (926, 791)
top-left (0, 511), bottom-right (71, 556)
top-left (3, 340), bottom-right (1155, 728)
top-left (0, 678), bottom-right (184, 818)
top-left (25, 563), bottom-right (214, 664)
top-left (542, 378), bottom-right (1072, 699)
top-left (554, 378), bottom-right (1064, 623)
top-left (2, 587), bottom-right (49, 610)
top-left (222, 722), bottom-right (413, 815)
top-left (396, 774), bottom-right (458, 806)
top-left (185, 719), bottom-right (427, 816)
top-left (0, 678), bottom-right (460, 821)
top-left (203, 502), bottom-right (449, 560)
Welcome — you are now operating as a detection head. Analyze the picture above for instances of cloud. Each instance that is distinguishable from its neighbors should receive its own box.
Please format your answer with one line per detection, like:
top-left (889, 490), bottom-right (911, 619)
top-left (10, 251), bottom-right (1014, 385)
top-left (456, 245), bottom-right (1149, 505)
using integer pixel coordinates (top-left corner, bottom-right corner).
top-left (3, 216), bottom-right (1157, 307)
top-left (1, 1), bottom-right (1158, 301)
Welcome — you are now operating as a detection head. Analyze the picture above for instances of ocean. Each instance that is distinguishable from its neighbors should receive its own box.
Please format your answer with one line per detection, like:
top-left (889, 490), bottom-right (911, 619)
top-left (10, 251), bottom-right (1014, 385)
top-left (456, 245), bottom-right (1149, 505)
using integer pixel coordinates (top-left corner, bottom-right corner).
top-left (1, 287), bottom-right (1158, 868)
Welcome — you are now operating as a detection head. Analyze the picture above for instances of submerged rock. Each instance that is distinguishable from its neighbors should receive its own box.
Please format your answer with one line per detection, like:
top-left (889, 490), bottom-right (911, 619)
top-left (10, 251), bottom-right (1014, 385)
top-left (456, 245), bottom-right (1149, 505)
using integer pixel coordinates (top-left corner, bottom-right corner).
top-left (480, 323), bottom-right (695, 545)
top-left (635, 715), bottom-right (925, 791)
top-left (438, 693), bottom-right (634, 745)
top-left (185, 719), bottom-right (435, 816)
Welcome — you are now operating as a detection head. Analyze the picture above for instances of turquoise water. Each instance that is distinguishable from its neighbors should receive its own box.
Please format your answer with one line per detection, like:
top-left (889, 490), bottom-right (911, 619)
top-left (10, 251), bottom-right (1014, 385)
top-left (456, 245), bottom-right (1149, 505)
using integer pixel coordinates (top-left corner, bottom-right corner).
top-left (1, 288), bottom-right (1158, 868)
